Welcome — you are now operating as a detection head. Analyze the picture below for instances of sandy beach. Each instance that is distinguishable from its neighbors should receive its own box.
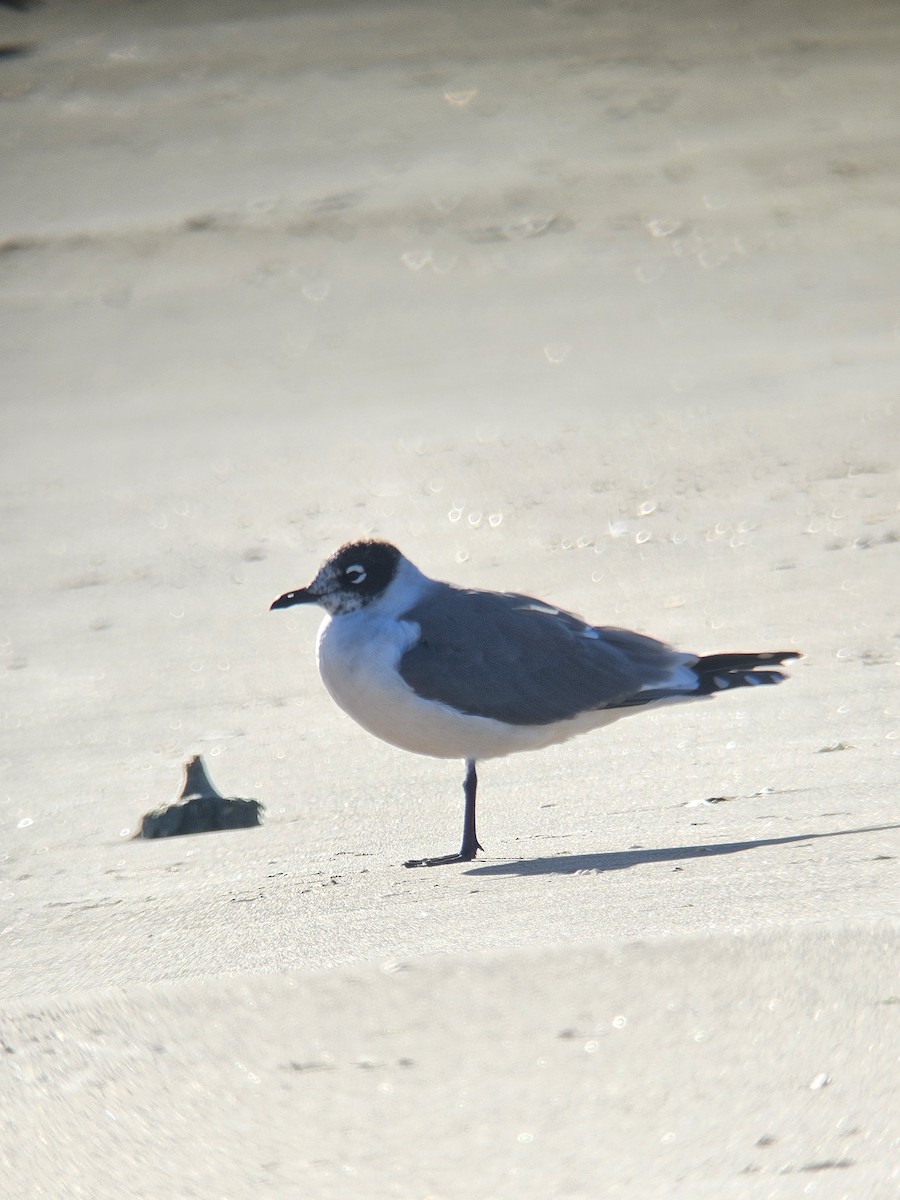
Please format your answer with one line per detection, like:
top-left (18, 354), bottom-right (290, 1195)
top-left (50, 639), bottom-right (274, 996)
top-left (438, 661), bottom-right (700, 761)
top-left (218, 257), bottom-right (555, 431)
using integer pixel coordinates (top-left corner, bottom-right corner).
top-left (1, 1), bottom-right (898, 1195)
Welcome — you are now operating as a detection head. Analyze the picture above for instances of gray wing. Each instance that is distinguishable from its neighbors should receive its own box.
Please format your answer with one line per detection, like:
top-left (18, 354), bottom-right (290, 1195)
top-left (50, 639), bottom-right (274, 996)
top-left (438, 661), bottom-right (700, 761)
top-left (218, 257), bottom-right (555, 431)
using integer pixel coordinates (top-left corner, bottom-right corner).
top-left (398, 586), bottom-right (693, 726)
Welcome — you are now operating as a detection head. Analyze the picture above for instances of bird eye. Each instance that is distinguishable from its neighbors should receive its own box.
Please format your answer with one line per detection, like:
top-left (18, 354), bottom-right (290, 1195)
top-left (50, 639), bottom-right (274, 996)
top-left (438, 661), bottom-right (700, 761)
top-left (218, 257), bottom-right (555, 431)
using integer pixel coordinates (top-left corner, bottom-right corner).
top-left (345, 564), bottom-right (367, 584)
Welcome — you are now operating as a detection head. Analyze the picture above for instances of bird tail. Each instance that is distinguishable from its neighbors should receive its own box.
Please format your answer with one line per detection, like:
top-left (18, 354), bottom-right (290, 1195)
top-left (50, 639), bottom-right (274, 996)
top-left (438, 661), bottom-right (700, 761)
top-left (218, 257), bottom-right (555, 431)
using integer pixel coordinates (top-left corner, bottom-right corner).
top-left (692, 650), bottom-right (801, 695)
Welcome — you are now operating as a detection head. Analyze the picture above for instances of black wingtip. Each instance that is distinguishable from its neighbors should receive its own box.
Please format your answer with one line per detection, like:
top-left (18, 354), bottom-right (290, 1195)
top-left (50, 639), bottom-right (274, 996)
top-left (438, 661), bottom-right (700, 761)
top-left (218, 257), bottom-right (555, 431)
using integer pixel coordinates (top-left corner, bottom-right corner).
top-left (691, 649), bottom-right (802, 696)
top-left (698, 650), bottom-right (802, 671)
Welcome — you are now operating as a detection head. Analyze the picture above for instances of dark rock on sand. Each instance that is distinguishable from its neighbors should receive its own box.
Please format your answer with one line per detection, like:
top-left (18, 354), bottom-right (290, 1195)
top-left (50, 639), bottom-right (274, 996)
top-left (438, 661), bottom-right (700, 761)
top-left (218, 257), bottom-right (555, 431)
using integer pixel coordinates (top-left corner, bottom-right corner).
top-left (137, 755), bottom-right (263, 838)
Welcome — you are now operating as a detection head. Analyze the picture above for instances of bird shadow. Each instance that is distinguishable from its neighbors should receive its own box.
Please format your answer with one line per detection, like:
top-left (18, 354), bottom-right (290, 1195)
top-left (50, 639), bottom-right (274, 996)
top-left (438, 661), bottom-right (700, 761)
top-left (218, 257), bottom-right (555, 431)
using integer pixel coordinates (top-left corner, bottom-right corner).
top-left (464, 823), bottom-right (898, 876)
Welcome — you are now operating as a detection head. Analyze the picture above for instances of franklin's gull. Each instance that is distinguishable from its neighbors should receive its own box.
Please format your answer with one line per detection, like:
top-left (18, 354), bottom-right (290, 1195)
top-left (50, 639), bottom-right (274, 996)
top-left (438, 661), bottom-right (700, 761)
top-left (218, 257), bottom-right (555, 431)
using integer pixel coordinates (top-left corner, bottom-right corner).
top-left (271, 540), bottom-right (800, 867)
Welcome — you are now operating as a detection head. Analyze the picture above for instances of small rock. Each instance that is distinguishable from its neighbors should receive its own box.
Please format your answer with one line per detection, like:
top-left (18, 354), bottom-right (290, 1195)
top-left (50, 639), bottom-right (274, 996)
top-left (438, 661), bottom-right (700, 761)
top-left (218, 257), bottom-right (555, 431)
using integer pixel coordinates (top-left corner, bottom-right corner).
top-left (136, 755), bottom-right (263, 838)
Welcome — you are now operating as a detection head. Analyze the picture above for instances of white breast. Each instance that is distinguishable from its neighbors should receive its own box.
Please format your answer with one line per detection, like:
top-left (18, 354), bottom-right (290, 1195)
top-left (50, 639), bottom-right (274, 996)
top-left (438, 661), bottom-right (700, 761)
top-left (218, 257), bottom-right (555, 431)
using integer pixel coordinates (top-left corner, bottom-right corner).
top-left (315, 609), bottom-right (475, 758)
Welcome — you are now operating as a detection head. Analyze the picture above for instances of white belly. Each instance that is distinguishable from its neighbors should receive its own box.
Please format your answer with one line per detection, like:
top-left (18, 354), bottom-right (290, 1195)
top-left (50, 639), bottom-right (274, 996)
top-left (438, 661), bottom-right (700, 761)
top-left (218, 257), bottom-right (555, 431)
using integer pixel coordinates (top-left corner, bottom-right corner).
top-left (314, 610), bottom-right (631, 761)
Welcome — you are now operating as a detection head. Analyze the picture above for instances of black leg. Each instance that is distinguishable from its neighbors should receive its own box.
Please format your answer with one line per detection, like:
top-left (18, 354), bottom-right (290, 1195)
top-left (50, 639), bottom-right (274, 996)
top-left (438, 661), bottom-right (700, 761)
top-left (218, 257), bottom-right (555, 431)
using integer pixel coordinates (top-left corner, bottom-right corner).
top-left (459, 759), bottom-right (482, 858)
top-left (404, 758), bottom-right (484, 868)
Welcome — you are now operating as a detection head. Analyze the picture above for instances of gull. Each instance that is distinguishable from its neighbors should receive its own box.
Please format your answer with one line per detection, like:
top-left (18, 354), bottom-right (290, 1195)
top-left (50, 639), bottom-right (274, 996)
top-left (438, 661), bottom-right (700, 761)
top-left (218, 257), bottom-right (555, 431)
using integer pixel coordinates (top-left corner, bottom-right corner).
top-left (271, 540), bottom-right (800, 867)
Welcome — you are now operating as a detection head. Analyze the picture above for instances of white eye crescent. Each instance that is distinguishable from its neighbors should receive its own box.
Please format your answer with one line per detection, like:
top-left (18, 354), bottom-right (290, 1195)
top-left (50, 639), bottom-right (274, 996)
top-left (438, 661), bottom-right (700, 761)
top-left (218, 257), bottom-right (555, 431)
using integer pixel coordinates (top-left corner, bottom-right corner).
top-left (346, 564), bottom-right (367, 584)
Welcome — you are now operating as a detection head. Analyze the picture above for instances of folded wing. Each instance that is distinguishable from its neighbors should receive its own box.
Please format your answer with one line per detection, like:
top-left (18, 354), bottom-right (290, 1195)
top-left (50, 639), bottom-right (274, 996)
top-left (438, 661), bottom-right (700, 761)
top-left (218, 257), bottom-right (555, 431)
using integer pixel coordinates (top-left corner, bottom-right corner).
top-left (398, 587), bottom-right (693, 726)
